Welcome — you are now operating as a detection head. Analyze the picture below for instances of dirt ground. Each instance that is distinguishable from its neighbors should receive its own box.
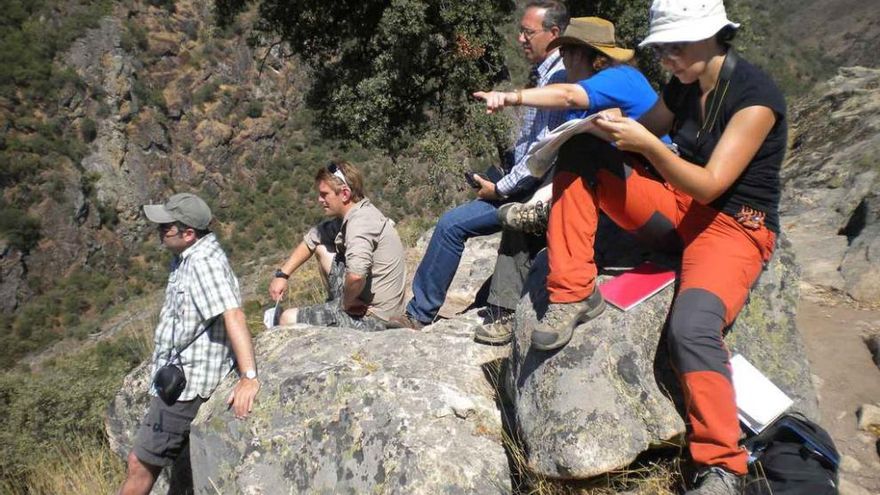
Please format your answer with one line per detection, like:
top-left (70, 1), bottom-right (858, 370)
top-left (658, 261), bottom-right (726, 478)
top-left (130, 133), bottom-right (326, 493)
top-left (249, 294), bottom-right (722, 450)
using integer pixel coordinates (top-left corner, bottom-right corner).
top-left (796, 285), bottom-right (880, 494)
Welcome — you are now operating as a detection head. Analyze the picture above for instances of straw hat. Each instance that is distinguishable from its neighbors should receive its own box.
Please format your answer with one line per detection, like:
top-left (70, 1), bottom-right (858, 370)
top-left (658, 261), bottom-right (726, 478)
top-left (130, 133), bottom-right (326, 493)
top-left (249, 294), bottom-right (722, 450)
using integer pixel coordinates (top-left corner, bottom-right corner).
top-left (639, 0), bottom-right (740, 47)
top-left (546, 17), bottom-right (634, 62)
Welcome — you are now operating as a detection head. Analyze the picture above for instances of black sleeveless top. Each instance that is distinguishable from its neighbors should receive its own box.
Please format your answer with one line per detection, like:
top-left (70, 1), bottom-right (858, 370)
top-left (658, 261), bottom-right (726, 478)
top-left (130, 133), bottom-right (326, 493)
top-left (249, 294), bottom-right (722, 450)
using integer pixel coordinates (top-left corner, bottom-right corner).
top-left (663, 52), bottom-right (787, 233)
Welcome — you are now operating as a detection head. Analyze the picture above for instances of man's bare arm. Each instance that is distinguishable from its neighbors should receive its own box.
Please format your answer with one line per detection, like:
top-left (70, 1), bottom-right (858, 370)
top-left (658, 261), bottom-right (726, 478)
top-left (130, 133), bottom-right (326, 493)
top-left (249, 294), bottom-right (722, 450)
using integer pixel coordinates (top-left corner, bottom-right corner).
top-left (223, 308), bottom-right (260, 419)
top-left (342, 272), bottom-right (368, 316)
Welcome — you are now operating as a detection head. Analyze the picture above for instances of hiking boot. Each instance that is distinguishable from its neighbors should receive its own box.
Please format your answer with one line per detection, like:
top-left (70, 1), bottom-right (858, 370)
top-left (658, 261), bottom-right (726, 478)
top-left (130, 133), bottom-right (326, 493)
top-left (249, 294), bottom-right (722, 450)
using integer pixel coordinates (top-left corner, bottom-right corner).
top-left (685, 467), bottom-right (744, 495)
top-left (531, 288), bottom-right (605, 351)
top-left (497, 200), bottom-right (550, 235)
top-left (387, 313), bottom-right (428, 330)
top-left (474, 307), bottom-right (515, 345)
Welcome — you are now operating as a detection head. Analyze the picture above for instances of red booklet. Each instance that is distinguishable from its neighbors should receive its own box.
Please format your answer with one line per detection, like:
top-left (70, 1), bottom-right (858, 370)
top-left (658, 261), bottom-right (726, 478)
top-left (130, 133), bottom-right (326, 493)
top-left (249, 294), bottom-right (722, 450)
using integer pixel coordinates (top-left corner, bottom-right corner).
top-left (598, 262), bottom-right (676, 311)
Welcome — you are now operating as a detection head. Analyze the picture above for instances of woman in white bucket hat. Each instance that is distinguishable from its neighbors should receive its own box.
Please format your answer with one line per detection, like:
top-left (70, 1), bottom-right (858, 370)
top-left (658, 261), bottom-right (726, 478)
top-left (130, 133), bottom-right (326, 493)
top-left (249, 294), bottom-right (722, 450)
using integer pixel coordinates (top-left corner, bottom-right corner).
top-left (539, 2), bottom-right (787, 493)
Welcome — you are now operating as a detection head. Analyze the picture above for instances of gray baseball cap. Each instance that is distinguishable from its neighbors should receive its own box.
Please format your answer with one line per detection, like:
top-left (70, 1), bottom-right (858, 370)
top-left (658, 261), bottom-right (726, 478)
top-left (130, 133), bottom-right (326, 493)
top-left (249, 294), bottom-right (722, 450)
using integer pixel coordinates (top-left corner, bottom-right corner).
top-left (143, 193), bottom-right (212, 230)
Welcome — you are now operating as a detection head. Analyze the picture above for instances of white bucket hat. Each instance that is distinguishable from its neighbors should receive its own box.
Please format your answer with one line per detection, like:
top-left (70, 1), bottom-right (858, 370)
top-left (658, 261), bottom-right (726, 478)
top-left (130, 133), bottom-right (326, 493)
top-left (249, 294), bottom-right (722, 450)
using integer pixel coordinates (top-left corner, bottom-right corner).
top-left (639, 0), bottom-right (740, 47)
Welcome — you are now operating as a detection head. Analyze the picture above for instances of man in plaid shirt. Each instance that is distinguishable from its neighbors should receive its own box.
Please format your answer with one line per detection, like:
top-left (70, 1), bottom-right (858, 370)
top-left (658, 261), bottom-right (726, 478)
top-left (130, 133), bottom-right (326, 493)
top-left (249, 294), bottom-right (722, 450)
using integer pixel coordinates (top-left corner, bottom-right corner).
top-left (119, 193), bottom-right (260, 495)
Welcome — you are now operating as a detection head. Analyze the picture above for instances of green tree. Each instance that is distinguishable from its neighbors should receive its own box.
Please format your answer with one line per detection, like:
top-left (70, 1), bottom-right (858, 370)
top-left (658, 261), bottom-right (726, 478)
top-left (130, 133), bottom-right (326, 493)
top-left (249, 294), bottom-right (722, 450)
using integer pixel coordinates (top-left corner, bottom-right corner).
top-left (217, 0), bottom-right (515, 154)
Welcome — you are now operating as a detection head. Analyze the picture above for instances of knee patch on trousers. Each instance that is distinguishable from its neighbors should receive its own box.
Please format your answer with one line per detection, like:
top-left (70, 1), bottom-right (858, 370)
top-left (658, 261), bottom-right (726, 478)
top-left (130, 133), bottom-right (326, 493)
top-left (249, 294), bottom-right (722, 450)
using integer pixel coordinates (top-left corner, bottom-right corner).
top-left (634, 211), bottom-right (682, 253)
top-left (667, 288), bottom-right (730, 377)
top-left (556, 134), bottom-right (631, 185)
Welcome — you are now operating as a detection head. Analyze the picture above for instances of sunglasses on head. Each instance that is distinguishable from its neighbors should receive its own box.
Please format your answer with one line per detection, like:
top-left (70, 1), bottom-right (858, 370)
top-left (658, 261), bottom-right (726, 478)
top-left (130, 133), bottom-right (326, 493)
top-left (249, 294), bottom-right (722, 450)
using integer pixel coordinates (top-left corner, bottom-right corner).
top-left (326, 162), bottom-right (349, 187)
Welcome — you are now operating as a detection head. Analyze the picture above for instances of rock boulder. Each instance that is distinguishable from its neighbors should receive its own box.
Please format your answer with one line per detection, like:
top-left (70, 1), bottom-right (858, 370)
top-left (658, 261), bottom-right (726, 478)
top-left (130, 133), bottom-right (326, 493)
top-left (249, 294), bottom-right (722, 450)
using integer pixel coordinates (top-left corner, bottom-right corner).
top-left (507, 229), bottom-right (818, 479)
top-left (107, 317), bottom-right (511, 494)
top-left (191, 322), bottom-right (509, 494)
top-left (782, 66), bottom-right (880, 304)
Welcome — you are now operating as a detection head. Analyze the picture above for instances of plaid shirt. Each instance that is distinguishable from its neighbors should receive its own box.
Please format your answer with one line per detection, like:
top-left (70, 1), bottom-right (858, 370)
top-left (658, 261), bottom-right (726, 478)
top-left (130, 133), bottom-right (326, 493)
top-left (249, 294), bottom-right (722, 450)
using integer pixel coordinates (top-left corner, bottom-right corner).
top-left (150, 233), bottom-right (242, 401)
top-left (495, 50), bottom-right (568, 197)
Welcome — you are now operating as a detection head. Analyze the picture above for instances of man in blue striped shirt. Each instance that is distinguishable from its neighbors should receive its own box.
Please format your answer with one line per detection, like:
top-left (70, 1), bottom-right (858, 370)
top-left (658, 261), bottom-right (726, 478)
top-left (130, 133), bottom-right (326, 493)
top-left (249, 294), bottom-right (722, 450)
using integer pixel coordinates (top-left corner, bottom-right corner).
top-left (391, 1), bottom-right (569, 330)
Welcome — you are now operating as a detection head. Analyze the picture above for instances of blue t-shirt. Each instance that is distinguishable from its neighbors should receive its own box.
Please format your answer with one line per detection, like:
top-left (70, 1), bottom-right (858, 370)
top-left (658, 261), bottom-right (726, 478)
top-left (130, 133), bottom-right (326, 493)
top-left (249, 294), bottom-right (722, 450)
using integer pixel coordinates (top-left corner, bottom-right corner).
top-left (567, 65), bottom-right (658, 121)
top-left (567, 64), bottom-right (670, 144)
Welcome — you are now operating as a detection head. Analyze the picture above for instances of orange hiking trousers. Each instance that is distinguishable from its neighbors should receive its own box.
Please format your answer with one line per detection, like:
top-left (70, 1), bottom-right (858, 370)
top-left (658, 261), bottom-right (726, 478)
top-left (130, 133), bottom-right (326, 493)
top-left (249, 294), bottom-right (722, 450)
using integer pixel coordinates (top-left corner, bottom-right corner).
top-left (546, 135), bottom-right (776, 475)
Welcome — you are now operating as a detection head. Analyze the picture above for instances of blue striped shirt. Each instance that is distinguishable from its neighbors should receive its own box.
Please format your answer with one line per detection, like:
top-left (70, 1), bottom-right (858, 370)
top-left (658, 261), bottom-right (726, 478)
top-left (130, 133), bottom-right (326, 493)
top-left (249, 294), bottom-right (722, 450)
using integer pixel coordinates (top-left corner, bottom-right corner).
top-left (496, 50), bottom-right (568, 197)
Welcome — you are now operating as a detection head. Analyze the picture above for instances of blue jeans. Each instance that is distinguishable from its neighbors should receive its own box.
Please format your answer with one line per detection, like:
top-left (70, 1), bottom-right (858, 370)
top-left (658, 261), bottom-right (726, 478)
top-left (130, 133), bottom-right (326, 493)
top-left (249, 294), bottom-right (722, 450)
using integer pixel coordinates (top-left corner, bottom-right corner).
top-left (407, 199), bottom-right (502, 323)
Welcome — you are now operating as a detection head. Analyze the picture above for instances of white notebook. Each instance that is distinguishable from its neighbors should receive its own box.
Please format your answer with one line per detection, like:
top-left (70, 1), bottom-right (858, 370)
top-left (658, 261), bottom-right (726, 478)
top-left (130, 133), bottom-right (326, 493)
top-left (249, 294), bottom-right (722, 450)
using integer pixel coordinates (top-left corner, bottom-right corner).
top-left (730, 354), bottom-right (793, 434)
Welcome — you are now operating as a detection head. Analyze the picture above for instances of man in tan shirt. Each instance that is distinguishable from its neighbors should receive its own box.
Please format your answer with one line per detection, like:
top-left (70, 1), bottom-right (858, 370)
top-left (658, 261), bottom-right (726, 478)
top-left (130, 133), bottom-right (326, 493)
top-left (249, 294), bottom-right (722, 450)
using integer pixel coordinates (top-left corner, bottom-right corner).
top-left (269, 161), bottom-right (406, 331)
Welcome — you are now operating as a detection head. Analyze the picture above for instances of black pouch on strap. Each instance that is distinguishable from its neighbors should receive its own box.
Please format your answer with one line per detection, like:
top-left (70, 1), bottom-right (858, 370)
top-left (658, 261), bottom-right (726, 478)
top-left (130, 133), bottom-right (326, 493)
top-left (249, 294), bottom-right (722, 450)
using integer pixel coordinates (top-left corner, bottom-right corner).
top-left (154, 363), bottom-right (187, 405)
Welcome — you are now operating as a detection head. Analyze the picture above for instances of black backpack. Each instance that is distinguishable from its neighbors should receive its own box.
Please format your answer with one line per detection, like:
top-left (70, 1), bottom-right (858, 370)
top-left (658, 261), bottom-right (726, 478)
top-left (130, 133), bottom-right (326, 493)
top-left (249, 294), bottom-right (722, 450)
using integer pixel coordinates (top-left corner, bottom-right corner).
top-left (743, 414), bottom-right (840, 494)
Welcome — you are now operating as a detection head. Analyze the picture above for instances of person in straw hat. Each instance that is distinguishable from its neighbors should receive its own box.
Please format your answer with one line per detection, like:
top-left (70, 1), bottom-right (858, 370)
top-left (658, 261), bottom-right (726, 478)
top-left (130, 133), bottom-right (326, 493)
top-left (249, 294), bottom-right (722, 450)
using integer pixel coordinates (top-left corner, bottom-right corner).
top-left (468, 16), bottom-right (660, 345)
top-left (550, 1), bottom-right (788, 493)
top-left (474, 16), bottom-right (653, 119)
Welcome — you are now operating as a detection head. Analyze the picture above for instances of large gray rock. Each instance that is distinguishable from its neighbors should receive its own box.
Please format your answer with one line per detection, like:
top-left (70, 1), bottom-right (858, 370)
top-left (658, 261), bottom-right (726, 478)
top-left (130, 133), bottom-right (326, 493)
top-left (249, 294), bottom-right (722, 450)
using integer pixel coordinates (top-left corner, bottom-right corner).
top-left (107, 318), bottom-right (510, 494)
top-left (106, 226), bottom-right (504, 494)
top-left (507, 231), bottom-right (818, 479)
top-left (782, 66), bottom-right (880, 304)
top-left (190, 322), bottom-right (509, 494)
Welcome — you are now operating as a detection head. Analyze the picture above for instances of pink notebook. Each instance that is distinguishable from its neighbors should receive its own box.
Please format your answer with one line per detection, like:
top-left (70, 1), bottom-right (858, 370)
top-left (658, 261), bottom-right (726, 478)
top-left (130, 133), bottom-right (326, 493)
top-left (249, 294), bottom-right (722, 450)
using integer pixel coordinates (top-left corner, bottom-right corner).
top-left (598, 262), bottom-right (676, 311)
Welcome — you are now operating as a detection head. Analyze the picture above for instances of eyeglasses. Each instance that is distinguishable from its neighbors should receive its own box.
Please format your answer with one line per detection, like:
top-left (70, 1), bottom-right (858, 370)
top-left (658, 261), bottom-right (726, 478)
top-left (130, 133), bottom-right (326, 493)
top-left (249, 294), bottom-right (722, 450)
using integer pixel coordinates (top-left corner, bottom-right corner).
top-left (519, 26), bottom-right (547, 41)
top-left (158, 222), bottom-right (182, 238)
top-left (326, 162), bottom-right (349, 187)
top-left (651, 42), bottom-right (687, 60)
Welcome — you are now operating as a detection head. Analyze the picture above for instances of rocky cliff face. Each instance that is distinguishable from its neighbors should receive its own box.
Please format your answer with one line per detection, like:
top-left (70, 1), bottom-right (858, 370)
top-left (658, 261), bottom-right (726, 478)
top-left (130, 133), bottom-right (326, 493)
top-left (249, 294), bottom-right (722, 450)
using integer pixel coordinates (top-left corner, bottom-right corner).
top-left (1, 0), bottom-right (303, 332)
top-left (781, 66), bottom-right (880, 304)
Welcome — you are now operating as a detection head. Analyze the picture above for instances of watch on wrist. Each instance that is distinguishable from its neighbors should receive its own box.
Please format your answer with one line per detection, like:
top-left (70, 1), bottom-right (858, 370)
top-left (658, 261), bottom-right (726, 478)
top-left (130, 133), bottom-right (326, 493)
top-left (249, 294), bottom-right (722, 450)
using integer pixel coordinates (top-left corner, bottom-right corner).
top-left (274, 268), bottom-right (290, 279)
top-left (244, 369), bottom-right (257, 380)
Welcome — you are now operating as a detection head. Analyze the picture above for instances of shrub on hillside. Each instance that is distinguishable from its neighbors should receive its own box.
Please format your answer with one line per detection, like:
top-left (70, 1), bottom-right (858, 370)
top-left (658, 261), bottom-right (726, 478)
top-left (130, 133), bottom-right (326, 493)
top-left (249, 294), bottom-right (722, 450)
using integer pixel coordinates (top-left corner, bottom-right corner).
top-left (245, 100), bottom-right (263, 118)
top-left (0, 332), bottom-right (145, 483)
top-left (80, 117), bottom-right (98, 143)
top-left (120, 18), bottom-right (149, 53)
top-left (192, 80), bottom-right (220, 106)
top-left (0, 204), bottom-right (41, 253)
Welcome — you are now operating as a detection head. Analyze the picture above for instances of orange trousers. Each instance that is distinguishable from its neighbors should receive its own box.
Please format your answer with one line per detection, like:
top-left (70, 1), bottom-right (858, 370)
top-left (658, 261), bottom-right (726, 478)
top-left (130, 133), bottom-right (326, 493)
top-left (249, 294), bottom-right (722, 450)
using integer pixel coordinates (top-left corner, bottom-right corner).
top-left (546, 135), bottom-right (776, 475)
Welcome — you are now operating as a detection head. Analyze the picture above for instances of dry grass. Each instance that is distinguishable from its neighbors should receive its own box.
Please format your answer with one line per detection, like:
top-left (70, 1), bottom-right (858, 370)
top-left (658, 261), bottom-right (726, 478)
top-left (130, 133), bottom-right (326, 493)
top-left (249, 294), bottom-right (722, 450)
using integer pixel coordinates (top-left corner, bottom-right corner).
top-left (483, 359), bottom-right (682, 495)
top-left (118, 314), bottom-right (158, 363)
top-left (395, 217), bottom-right (437, 249)
top-left (284, 261), bottom-right (332, 308)
top-left (0, 439), bottom-right (125, 495)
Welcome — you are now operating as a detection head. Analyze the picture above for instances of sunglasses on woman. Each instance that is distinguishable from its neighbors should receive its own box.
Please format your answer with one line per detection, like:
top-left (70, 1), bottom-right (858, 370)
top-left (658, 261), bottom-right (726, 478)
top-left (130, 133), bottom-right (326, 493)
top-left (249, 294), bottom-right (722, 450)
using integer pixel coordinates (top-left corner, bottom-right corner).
top-left (651, 42), bottom-right (688, 60)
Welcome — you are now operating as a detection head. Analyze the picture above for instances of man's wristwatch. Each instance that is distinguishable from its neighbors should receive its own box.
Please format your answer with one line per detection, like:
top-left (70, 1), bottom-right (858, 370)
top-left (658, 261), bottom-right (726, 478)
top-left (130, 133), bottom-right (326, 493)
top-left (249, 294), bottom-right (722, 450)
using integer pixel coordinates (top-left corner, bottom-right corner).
top-left (243, 369), bottom-right (258, 380)
top-left (273, 268), bottom-right (290, 279)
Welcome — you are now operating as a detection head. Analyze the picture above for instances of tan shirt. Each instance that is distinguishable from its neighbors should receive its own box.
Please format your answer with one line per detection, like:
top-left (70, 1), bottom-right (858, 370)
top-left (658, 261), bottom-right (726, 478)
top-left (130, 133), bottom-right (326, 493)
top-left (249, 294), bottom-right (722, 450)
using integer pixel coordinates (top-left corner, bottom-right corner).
top-left (335, 199), bottom-right (406, 320)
